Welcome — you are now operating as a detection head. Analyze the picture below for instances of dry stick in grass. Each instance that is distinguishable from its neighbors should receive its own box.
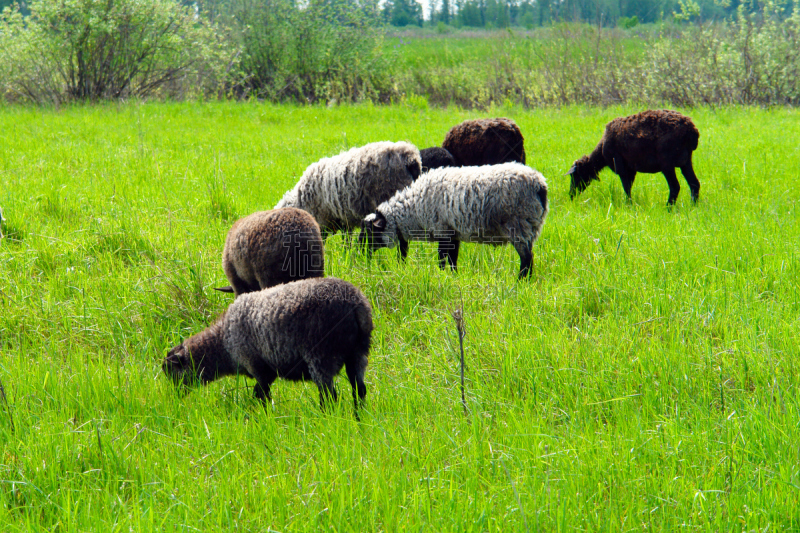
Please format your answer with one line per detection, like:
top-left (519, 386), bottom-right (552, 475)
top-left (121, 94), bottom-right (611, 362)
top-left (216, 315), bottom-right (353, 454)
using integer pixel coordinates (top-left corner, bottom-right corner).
top-left (452, 307), bottom-right (467, 415)
top-left (0, 375), bottom-right (14, 433)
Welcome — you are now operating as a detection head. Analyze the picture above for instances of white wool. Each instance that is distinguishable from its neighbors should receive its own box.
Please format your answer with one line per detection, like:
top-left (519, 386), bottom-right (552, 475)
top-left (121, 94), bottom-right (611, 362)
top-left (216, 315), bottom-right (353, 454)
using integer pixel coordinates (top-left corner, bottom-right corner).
top-left (376, 162), bottom-right (548, 248)
top-left (276, 141), bottom-right (421, 235)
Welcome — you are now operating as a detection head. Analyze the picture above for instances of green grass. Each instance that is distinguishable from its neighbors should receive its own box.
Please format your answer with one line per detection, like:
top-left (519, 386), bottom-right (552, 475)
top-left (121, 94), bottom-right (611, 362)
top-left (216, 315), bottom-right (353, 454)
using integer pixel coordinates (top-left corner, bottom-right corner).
top-left (386, 24), bottom-right (651, 71)
top-left (1, 101), bottom-right (800, 531)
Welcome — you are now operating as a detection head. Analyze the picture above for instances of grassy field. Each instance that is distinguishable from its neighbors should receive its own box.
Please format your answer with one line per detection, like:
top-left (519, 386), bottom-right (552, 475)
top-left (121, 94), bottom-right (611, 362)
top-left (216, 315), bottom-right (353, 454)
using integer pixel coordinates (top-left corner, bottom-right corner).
top-left (1, 101), bottom-right (799, 531)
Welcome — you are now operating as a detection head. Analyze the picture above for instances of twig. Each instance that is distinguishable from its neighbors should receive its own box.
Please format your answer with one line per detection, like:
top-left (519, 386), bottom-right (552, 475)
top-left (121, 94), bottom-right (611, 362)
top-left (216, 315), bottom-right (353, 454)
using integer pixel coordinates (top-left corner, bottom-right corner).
top-left (451, 307), bottom-right (467, 415)
top-left (0, 375), bottom-right (14, 434)
top-left (94, 419), bottom-right (104, 457)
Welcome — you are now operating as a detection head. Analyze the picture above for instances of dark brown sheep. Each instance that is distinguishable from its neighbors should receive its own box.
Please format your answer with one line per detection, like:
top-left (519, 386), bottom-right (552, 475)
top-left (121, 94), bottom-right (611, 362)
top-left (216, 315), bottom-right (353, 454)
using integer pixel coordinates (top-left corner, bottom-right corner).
top-left (215, 208), bottom-right (324, 296)
top-left (442, 118), bottom-right (526, 167)
top-left (164, 277), bottom-right (373, 415)
top-left (568, 109), bottom-right (701, 205)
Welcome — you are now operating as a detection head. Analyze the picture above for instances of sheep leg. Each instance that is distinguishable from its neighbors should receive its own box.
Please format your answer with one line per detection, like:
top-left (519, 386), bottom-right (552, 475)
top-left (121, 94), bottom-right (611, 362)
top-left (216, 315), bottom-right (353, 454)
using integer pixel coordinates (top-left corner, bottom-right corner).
top-left (663, 167), bottom-right (681, 206)
top-left (513, 239), bottom-right (533, 279)
top-left (618, 168), bottom-right (636, 202)
top-left (225, 268), bottom-right (256, 297)
top-left (398, 236), bottom-right (409, 261)
top-left (345, 355), bottom-right (368, 417)
top-left (680, 162), bottom-right (700, 203)
top-left (251, 367), bottom-right (278, 405)
top-left (342, 228), bottom-right (354, 247)
top-left (437, 239), bottom-right (460, 272)
top-left (316, 377), bottom-right (338, 410)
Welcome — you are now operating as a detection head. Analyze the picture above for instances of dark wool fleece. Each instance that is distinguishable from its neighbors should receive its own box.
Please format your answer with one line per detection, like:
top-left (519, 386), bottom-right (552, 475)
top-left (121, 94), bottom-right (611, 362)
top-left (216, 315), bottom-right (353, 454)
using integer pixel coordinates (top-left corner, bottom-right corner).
top-left (442, 118), bottom-right (526, 167)
top-left (221, 208), bottom-right (324, 296)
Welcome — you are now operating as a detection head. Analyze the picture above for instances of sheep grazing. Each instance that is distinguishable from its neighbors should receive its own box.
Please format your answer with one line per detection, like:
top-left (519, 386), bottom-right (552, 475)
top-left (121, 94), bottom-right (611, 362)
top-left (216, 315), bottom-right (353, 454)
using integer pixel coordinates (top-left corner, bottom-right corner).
top-left (442, 118), bottom-right (526, 167)
top-left (163, 277), bottom-right (373, 414)
top-left (568, 109), bottom-right (701, 205)
top-left (420, 146), bottom-right (456, 171)
top-left (275, 141), bottom-right (422, 240)
top-left (359, 163), bottom-right (548, 279)
top-left (214, 208), bottom-right (324, 296)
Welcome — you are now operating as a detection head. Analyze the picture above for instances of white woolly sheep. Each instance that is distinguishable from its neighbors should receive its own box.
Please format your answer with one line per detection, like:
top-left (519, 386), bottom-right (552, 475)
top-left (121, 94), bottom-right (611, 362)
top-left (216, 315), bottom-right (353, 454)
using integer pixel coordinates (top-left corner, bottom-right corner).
top-left (359, 163), bottom-right (549, 279)
top-left (215, 208), bottom-right (324, 296)
top-left (163, 277), bottom-right (372, 414)
top-left (275, 141), bottom-right (422, 240)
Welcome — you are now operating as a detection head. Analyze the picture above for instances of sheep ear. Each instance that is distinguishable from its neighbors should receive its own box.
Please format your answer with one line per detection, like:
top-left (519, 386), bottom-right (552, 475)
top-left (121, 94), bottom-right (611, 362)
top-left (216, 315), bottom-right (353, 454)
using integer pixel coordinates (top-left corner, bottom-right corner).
top-left (372, 217), bottom-right (386, 230)
top-left (165, 346), bottom-right (187, 366)
top-left (565, 165), bottom-right (577, 176)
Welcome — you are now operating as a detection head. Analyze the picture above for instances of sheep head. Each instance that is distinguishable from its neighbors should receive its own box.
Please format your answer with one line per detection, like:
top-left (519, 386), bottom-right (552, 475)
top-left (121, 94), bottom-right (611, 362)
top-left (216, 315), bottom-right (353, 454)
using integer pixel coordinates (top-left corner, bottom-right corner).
top-left (162, 343), bottom-right (212, 390)
top-left (359, 212), bottom-right (394, 253)
top-left (568, 156), bottom-right (600, 199)
top-left (407, 160), bottom-right (421, 181)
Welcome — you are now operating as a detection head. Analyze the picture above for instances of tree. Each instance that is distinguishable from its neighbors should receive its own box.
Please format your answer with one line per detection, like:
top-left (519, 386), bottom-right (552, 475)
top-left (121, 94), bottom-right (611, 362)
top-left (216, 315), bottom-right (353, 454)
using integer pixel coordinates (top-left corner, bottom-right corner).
top-left (0, 0), bottom-right (232, 103)
top-left (383, 0), bottom-right (423, 26)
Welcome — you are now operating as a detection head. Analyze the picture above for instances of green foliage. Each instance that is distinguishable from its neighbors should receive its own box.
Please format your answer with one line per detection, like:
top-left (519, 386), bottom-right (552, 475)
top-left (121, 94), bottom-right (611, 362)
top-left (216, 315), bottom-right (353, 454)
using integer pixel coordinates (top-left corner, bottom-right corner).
top-left (0, 0), bottom-right (234, 104)
top-left (384, 0), bottom-right (423, 26)
top-left (618, 15), bottom-right (639, 27)
top-left (1, 102), bottom-right (800, 530)
top-left (674, 0), bottom-right (703, 21)
top-left (233, 0), bottom-right (392, 103)
top-left (387, 10), bottom-right (800, 107)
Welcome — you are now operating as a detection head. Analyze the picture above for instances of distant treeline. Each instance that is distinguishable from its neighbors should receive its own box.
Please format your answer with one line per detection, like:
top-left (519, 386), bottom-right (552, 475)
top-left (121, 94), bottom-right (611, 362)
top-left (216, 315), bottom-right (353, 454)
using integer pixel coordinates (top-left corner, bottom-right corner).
top-left (375, 0), bottom-right (773, 28)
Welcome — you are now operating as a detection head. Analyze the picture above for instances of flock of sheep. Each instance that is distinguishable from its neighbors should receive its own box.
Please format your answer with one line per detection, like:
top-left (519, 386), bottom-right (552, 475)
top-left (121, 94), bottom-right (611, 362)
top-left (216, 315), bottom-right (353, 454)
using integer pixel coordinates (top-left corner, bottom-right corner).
top-left (161, 109), bottom-right (703, 415)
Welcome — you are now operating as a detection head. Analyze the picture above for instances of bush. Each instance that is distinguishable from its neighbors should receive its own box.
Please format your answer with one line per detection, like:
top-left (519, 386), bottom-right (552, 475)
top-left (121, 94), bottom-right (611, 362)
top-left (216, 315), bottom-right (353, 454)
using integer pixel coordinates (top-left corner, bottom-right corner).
top-left (0, 0), bottom-right (235, 104)
top-left (618, 15), bottom-right (639, 28)
top-left (233, 0), bottom-right (394, 103)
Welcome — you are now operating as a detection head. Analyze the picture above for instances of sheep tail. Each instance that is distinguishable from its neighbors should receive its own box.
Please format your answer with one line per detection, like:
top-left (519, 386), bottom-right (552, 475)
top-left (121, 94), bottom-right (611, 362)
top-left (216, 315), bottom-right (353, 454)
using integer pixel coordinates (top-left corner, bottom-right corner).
top-left (687, 126), bottom-right (700, 152)
top-left (214, 286), bottom-right (235, 293)
top-left (536, 186), bottom-right (548, 212)
top-left (355, 305), bottom-right (373, 337)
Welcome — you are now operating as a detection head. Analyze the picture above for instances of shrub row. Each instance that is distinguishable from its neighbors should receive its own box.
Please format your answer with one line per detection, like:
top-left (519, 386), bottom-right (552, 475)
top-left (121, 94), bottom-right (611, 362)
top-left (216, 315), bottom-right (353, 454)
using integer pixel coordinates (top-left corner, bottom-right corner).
top-left (1, 0), bottom-right (798, 106)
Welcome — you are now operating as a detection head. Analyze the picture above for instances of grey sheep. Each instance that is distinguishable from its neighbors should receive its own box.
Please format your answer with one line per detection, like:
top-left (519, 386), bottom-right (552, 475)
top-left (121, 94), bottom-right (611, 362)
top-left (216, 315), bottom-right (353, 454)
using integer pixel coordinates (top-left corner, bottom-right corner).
top-left (420, 146), bottom-right (456, 171)
top-left (359, 163), bottom-right (549, 279)
top-left (163, 277), bottom-right (373, 414)
top-left (215, 208), bottom-right (324, 296)
top-left (568, 109), bottom-right (701, 205)
top-left (442, 118), bottom-right (526, 167)
top-left (275, 141), bottom-right (422, 240)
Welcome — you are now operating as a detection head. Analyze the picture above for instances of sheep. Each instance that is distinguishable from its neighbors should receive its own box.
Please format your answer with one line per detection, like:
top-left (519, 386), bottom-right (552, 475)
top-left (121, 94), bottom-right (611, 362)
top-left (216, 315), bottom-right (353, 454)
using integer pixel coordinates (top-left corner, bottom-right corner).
top-left (420, 147), bottom-right (456, 171)
top-left (359, 162), bottom-right (549, 279)
top-left (214, 208), bottom-right (324, 296)
top-left (442, 118), bottom-right (526, 167)
top-left (163, 277), bottom-right (372, 414)
top-left (567, 109), bottom-right (701, 205)
top-left (275, 141), bottom-right (422, 240)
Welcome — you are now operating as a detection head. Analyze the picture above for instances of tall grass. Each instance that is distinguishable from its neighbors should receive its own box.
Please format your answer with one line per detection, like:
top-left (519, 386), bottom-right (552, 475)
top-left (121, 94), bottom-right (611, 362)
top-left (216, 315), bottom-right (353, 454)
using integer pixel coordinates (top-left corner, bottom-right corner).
top-left (1, 102), bottom-right (799, 530)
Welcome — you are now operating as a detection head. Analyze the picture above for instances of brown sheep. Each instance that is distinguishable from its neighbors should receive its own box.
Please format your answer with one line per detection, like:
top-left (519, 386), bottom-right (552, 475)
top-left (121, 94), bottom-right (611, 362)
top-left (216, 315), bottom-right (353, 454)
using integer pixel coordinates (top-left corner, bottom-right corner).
top-left (215, 208), bottom-right (324, 296)
top-left (442, 118), bottom-right (526, 167)
top-left (568, 109), bottom-right (701, 205)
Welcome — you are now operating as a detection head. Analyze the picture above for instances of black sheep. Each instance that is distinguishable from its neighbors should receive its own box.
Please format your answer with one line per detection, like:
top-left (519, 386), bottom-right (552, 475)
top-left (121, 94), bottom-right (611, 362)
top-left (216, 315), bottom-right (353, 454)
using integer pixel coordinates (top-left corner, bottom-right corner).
top-left (420, 147), bottom-right (456, 171)
top-left (568, 109), bottom-right (701, 205)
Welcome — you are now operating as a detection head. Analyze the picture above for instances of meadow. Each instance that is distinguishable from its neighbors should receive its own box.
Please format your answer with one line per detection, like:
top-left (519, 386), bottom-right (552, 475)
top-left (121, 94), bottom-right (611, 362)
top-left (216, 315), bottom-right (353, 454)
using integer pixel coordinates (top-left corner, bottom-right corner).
top-left (0, 101), bottom-right (799, 531)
